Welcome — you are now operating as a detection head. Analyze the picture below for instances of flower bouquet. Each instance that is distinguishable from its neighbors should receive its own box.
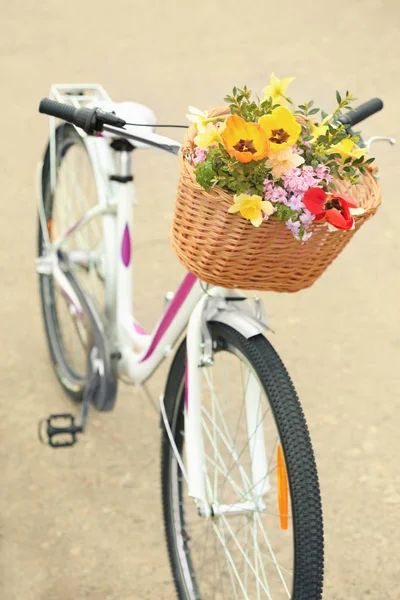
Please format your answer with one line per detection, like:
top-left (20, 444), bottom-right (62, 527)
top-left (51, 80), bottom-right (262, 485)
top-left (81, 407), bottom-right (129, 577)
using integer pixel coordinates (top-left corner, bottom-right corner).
top-left (171, 74), bottom-right (382, 292)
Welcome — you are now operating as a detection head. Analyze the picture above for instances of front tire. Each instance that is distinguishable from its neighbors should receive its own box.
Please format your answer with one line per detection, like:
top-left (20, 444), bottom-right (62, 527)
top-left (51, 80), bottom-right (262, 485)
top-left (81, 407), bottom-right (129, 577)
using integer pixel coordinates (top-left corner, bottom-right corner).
top-left (161, 323), bottom-right (324, 600)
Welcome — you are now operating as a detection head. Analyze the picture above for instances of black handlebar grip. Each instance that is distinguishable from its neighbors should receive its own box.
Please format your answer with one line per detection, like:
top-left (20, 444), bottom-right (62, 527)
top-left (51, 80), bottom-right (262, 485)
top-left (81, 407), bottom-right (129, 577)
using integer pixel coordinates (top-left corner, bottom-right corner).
top-left (39, 98), bottom-right (98, 133)
top-left (339, 98), bottom-right (383, 128)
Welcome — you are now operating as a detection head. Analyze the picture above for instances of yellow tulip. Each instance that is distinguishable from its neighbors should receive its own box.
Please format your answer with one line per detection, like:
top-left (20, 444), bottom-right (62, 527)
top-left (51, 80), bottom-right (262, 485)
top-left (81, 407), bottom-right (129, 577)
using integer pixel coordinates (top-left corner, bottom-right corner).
top-left (221, 115), bottom-right (270, 163)
top-left (258, 106), bottom-right (301, 152)
top-left (228, 194), bottom-right (274, 227)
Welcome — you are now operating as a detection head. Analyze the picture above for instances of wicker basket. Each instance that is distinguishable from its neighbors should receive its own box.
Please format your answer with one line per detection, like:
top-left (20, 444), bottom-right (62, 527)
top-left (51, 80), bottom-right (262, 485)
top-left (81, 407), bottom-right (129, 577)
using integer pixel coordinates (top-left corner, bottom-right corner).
top-left (171, 108), bottom-right (382, 293)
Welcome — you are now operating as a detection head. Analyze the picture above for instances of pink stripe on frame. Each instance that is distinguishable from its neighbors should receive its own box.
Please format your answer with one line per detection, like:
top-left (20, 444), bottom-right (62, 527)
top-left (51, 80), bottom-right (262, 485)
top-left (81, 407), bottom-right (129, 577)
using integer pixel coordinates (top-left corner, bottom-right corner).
top-left (140, 273), bottom-right (197, 362)
top-left (133, 319), bottom-right (147, 336)
top-left (121, 224), bottom-right (131, 267)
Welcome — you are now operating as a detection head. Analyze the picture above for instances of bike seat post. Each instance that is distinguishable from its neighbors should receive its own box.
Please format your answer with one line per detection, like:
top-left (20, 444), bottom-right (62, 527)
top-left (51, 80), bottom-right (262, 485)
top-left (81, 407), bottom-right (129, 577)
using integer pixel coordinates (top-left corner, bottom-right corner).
top-left (110, 138), bottom-right (134, 183)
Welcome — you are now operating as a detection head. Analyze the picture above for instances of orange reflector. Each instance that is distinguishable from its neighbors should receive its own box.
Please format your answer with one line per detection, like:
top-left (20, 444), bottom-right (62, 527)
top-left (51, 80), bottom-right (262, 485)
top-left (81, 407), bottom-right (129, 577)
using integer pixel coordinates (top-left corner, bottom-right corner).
top-left (47, 219), bottom-right (53, 241)
top-left (47, 219), bottom-right (56, 243)
top-left (277, 444), bottom-right (289, 530)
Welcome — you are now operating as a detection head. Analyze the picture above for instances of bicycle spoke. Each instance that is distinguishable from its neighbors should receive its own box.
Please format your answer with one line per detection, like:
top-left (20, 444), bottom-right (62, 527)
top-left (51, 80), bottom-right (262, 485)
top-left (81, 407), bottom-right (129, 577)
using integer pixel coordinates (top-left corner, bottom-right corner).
top-left (211, 522), bottom-right (251, 600)
top-left (220, 514), bottom-right (271, 596)
top-left (255, 511), bottom-right (291, 596)
top-left (201, 406), bottom-right (251, 497)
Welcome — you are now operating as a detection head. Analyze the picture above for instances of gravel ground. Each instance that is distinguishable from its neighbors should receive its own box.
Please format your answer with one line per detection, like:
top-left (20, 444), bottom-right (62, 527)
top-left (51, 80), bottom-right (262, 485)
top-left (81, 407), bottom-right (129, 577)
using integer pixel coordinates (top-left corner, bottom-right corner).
top-left (1, 1), bottom-right (399, 598)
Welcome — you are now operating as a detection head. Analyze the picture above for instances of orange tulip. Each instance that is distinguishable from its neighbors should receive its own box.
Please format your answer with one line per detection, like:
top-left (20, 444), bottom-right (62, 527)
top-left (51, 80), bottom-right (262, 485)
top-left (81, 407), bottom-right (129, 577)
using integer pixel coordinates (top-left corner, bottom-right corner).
top-left (221, 115), bottom-right (270, 163)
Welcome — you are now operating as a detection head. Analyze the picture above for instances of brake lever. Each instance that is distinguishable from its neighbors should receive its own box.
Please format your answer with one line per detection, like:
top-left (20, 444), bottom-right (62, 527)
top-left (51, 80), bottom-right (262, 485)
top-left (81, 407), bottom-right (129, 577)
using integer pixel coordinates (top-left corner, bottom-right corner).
top-left (364, 135), bottom-right (396, 150)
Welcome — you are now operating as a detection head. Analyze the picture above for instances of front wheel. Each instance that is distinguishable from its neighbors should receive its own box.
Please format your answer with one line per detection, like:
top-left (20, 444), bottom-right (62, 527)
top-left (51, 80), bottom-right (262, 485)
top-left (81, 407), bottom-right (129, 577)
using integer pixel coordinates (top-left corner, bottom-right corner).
top-left (161, 323), bottom-right (324, 600)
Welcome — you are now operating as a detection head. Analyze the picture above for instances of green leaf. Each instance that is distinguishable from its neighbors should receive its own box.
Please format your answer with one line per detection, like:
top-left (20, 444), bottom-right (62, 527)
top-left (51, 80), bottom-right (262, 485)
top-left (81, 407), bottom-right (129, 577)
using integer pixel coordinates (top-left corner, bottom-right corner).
top-left (309, 108), bottom-right (320, 115)
top-left (336, 90), bottom-right (342, 104)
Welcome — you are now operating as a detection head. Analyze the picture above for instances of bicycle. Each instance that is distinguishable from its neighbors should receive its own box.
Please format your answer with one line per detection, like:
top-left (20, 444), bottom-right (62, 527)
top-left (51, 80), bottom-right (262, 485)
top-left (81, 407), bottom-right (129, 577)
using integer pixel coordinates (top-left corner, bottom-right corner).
top-left (36, 84), bottom-right (392, 599)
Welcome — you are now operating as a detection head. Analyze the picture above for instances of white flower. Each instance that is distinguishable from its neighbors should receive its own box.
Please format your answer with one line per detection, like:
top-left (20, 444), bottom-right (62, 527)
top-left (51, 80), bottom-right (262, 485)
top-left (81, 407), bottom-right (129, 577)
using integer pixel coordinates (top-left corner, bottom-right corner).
top-left (185, 106), bottom-right (209, 131)
top-left (267, 147), bottom-right (305, 178)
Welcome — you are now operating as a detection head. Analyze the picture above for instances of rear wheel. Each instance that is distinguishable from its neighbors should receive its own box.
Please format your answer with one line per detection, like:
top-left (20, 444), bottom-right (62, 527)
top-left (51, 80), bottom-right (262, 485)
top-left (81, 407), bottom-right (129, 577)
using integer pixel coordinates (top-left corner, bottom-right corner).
top-left (162, 323), bottom-right (324, 599)
top-left (38, 125), bottom-right (108, 401)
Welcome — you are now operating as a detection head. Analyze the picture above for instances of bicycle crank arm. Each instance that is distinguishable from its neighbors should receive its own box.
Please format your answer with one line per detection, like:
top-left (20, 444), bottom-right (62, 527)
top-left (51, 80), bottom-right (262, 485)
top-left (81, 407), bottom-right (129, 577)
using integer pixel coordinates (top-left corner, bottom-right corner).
top-left (56, 250), bottom-right (118, 412)
top-left (38, 251), bottom-right (118, 448)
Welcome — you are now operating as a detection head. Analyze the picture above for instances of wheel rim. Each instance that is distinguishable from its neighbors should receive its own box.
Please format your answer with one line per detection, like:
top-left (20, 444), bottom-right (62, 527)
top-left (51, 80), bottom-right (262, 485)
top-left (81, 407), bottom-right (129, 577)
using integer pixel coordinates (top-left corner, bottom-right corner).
top-left (170, 342), bottom-right (295, 599)
top-left (46, 137), bottom-right (105, 379)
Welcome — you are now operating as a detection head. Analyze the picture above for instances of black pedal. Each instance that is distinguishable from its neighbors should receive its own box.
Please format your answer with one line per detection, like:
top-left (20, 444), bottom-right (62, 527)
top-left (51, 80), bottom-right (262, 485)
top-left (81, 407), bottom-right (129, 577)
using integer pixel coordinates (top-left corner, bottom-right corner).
top-left (37, 252), bottom-right (118, 449)
top-left (40, 413), bottom-right (83, 448)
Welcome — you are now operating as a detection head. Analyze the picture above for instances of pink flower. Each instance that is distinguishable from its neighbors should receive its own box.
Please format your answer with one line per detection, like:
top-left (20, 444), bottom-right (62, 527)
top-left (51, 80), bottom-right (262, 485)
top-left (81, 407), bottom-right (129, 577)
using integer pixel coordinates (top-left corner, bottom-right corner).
top-left (315, 164), bottom-right (333, 183)
top-left (283, 165), bottom-right (324, 194)
top-left (282, 169), bottom-right (307, 193)
top-left (300, 208), bottom-right (315, 227)
top-left (287, 194), bottom-right (304, 211)
top-left (193, 146), bottom-right (208, 164)
top-left (292, 144), bottom-right (304, 155)
top-left (286, 218), bottom-right (301, 238)
top-left (302, 166), bottom-right (319, 187)
top-left (263, 180), bottom-right (288, 205)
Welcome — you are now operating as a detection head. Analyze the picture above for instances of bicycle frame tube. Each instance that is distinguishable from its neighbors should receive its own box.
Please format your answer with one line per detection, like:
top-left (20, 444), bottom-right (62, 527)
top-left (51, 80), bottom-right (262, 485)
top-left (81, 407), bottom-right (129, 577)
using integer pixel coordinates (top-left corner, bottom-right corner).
top-left (39, 114), bottom-right (270, 509)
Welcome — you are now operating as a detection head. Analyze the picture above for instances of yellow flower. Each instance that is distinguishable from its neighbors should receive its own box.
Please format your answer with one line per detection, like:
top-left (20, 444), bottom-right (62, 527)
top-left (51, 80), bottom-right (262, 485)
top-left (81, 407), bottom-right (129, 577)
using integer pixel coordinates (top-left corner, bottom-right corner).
top-left (228, 194), bottom-right (274, 227)
top-left (258, 106), bottom-right (301, 152)
top-left (194, 122), bottom-right (222, 148)
top-left (186, 105), bottom-right (209, 128)
top-left (268, 147), bottom-right (304, 178)
top-left (326, 138), bottom-right (367, 162)
top-left (262, 73), bottom-right (295, 105)
top-left (221, 115), bottom-right (270, 163)
top-left (309, 114), bottom-right (332, 144)
top-left (186, 106), bottom-right (227, 135)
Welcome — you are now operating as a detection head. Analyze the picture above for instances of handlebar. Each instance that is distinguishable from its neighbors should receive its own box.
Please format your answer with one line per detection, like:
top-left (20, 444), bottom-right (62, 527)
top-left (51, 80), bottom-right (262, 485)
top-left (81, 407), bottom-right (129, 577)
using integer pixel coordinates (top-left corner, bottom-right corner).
top-left (39, 97), bottom-right (126, 134)
top-left (338, 98), bottom-right (383, 128)
top-left (39, 95), bottom-right (385, 139)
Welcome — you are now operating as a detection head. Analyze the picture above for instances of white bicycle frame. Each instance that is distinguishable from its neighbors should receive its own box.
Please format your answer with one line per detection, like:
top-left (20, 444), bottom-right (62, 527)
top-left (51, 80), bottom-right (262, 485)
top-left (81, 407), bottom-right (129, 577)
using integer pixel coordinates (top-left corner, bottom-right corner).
top-left (36, 83), bottom-right (270, 514)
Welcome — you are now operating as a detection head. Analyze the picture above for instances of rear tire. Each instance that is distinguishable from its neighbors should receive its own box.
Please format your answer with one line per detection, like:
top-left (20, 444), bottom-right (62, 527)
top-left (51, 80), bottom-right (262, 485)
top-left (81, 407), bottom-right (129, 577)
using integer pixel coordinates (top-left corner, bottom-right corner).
top-left (161, 323), bottom-right (324, 599)
top-left (38, 125), bottom-right (107, 401)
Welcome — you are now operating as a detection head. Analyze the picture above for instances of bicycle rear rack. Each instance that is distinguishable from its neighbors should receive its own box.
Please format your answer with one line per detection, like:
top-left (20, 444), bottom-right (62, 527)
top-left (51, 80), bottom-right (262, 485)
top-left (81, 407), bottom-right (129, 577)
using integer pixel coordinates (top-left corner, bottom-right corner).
top-left (46, 83), bottom-right (114, 195)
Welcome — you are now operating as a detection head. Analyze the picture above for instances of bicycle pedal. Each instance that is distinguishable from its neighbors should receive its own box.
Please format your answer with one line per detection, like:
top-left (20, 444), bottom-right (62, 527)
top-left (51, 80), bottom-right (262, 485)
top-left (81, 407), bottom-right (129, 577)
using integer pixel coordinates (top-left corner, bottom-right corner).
top-left (39, 413), bottom-right (82, 448)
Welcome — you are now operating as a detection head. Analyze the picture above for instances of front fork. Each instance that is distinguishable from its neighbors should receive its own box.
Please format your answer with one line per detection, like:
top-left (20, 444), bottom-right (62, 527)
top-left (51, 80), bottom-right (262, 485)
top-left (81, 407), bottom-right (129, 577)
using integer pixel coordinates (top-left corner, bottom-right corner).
top-left (183, 291), bottom-right (270, 517)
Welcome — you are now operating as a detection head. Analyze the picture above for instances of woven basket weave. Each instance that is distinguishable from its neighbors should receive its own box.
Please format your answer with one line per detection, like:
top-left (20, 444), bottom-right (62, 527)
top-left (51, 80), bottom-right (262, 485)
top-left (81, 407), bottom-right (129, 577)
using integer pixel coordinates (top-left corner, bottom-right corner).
top-left (171, 108), bottom-right (382, 293)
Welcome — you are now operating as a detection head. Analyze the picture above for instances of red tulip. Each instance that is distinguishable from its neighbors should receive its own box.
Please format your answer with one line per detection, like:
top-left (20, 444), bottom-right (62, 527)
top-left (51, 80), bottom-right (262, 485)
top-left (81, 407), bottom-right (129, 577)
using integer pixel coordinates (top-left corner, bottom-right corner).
top-left (303, 187), bottom-right (358, 231)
